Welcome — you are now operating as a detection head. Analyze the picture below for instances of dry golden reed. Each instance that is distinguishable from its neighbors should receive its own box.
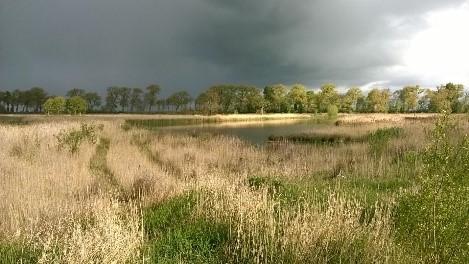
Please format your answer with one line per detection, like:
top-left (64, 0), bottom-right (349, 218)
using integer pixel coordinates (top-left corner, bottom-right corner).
top-left (0, 113), bottom-right (466, 263)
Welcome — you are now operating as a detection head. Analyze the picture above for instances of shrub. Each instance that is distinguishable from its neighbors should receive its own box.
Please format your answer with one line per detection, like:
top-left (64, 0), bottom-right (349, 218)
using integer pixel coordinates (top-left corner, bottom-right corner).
top-left (66, 96), bottom-right (88, 115)
top-left (43, 96), bottom-right (66, 115)
top-left (368, 127), bottom-right (402, 158)
top-left (394, 114), bottom-right (469, 262)
top-left (327, 104), bottom-right (339, 119)
top-left (55, 123), bottom-right (101, 154)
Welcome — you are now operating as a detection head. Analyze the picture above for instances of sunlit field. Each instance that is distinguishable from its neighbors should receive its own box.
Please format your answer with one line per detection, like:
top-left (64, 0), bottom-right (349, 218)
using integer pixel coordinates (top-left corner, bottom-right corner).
top-left (0, 113), bottom-right (467, 263)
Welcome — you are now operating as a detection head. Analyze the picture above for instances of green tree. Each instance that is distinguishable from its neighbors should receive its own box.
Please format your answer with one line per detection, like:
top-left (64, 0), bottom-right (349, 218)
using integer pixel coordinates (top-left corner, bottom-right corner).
top-left (130, 88), bottom-right (144, 112)
top-left (10, 89), bottom-right (21, 112)
top-left (366, 88), bottom-right (390, 112)
top-left (29, 87), bottom-right (47, 112)
top-left (105, 86), bottom-right (120, 112)
top-left (168, 90), bottom-right (192, 112)
top-left (156, 99), bottom-right (166, 112)
top-left (304, 90), bottom-right (316, 113)
top-left (3, 91), bottom-right (12, 112)
top-left (66, 88), bottom-right (86, 98)
top-left (118, 87), bottom-right (131, 111)
top-left (196, 88), bottom-right (222, 115)
top-left (427, 89), bottom-right (450, 113)
top-left (444, 83), bottom-right (464, 113)
top-left (67, 96), bottom-right (88, 115)
top-left (144, 84), bottom-right (161, 112)
top-left (287, 84), bottom-right (308, 113)
top-left (84, 92), bottom-right (102, 111)
top-left (43, 96), bottom-right (66, 114)
top-left (316, 83), bottom-right (339, 113)
top-left (327, 104), bottom-right (339, 119)
top-left (340, 87), bottom-right (363, 113)
top-left (19, 89), bottom-right (33, 112)
top-left (427, 83), bottom-right (465, 113)
top-left (219, 85), bottom-right (237, 113)
top-left (233, 85), bottom-right (263, 113)
top-left (399, 85), bottom-right (421, 112)
top-left (0, 91), bottom-right (7, 112)
top-left (263, 84), bottom-right (288, 113)
top-left (461, 91), bottom-right (469, 113)
top-left (388, 90), bottom-right (402, 113)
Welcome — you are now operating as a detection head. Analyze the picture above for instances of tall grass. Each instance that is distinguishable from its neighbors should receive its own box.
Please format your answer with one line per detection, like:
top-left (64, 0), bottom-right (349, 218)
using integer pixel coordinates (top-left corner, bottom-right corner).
top-left (0, 114), bottom-right (467, 263)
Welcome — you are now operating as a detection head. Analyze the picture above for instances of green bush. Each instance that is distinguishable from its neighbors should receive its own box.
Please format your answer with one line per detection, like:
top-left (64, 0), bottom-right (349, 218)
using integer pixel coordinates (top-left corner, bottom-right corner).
top-left (43, 96), bottom-right (66, 114)
top-left (327, 104), bottom-right (339, 119)
top-left (394, 114), bottom-right (469, 263)
top-left (55, 123), bottom-right (101, 154)
top-left (368, 127), bottom-right (402, 158)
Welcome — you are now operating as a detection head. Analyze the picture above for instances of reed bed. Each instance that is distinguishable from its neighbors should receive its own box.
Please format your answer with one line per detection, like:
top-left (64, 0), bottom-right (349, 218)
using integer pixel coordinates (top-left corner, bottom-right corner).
top-left (0, 113), bottom-right (467, 263)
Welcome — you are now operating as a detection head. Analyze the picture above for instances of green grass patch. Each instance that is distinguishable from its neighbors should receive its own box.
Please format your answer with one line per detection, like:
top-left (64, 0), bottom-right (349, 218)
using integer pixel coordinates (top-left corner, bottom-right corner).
top-left (0, 241), bottom-right (39, 264)
top-left (144, 191), bottom-right (229, 263)
top-left (0, 116), bottom-right (28, 125)
top-left (269, 127), bottom-right (403, 145)
top-left (247, 175), bottom-right (411, 208)
top-left (268, 133), bottom-right (363, 144)
top-left (123, 118), bottom-right (221, 130)
top-left (247, 176), bottom-right (304, 205)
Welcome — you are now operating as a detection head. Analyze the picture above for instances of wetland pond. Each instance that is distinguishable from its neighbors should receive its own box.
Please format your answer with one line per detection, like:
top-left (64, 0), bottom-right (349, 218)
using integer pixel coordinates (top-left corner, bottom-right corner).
top-left (160, 118), bottom-right (331, 145)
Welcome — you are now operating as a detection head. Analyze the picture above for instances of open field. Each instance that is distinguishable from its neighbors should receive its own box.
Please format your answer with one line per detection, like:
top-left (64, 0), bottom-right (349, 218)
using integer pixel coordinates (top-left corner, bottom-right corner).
top-left (0, 113), bottom-right (468, 263)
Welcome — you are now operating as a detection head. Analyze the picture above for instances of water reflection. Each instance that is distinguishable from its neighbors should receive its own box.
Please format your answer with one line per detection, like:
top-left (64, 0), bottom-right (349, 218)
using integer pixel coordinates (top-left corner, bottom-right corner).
top-left (161, 119), bottom-right (329, 145)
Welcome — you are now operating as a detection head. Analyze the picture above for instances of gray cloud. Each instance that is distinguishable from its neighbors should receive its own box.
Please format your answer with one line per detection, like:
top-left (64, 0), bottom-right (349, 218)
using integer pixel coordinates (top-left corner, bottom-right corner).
top-left (0, 0), bottom-right (467, 96)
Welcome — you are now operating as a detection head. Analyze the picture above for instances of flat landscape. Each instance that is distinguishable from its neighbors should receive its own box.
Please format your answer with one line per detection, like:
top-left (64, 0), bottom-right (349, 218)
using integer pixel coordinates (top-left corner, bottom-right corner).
top-left (0, 113), bottom-right (467, 263)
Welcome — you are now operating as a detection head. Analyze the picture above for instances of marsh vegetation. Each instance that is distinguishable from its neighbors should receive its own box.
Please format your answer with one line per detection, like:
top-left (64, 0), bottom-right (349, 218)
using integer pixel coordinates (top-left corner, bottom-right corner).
top-left (0, 113), bottom-right (467, 263)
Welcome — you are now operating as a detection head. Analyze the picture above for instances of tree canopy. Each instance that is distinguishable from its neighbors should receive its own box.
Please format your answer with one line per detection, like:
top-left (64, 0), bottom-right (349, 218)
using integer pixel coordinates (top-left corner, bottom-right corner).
top-left (0, 82), bottom-right (467, 115)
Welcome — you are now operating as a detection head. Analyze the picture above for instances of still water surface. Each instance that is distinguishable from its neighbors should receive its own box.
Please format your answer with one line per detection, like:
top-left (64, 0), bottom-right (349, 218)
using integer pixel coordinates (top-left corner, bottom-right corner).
top-left (161, 119), bottom-right (329, 145)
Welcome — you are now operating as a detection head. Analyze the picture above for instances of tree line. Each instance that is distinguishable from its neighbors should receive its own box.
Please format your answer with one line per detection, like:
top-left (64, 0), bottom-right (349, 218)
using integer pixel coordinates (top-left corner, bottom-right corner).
top-left (1, 82), bottom-right (468, 115)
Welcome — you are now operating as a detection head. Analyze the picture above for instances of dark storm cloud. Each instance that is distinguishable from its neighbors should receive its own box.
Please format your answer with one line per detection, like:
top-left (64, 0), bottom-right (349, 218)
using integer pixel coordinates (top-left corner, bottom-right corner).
top-left (0, 0), bottom-right (466, 95)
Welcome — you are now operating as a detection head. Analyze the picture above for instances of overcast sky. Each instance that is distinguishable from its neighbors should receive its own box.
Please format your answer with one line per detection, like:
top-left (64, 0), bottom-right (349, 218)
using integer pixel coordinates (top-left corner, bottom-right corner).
top-left (1, 0), bottom-right (469, 96)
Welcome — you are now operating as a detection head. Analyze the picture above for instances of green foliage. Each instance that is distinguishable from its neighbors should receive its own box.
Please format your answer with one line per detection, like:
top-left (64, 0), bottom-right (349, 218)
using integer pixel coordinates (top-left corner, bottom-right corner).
top-left (399, 85), bottom-right (421, 112)
top-left (247, 176), bottom-right (304, 207)
top-left (0, 241), bottom-right (39, 264)
top-left (83, 91), bottom-right (102, 111)
top-left (340, 87), bottom-right (363, 113)
top-left (124, 118), bottom-right (220, 130)
top-left (368, 127), bottom-right (402, 158)
top-left (366, 88), bottom-right (391, 112)
top-left (394, 114), bottom-right (469, 263)
top-left (167, 90), bottom-right (192, 112)
top-left (55, 123), bottom-right (100, 154)
top-left (66, 88), bottom-right (85, 98)
top-left (427, 83), bottom-right (465, 113)
top-left (0, 116), bottom-right (27, 125)
top-left (29, 87), bottom-right (48, 112)
top-left (287, 84), bottom-right (308, 113)
top-left (66, 96), bottom-right (88, 115)
top-left (144, 191), bottom-right (198, 240)
top-left (144, 191), bottom-right (229, 263)
top-left (316, 83), bottom-right (339, 113)
top-left (144, 84), bottom-right (161, 112)
top-left (327, 104), bottom-right (339, 119)
top-left (129, 87), bottom-right (144, 112)
top-left (43, 96), bottom-right (66, 114)
top-left (269, 133), bottom-right (361, 145)
top-left (264, 84), bottom-right (288, 113)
